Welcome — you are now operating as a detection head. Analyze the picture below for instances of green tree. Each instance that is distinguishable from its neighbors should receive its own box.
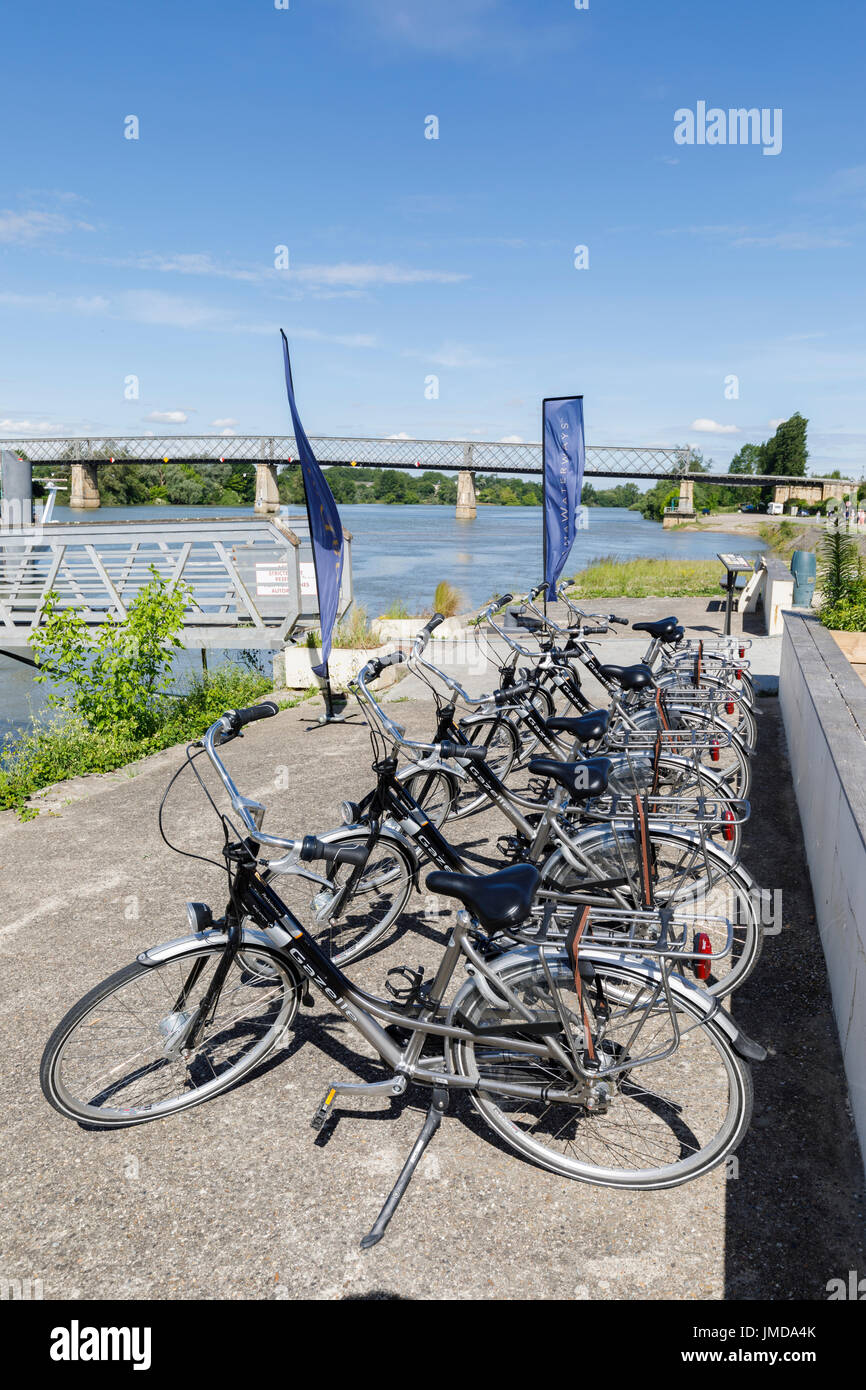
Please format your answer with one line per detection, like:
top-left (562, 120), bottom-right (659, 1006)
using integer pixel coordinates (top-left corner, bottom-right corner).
top-left (729, 444), bottom-right (762, 475)
top-left (759, 413), bottom-right (808, 478)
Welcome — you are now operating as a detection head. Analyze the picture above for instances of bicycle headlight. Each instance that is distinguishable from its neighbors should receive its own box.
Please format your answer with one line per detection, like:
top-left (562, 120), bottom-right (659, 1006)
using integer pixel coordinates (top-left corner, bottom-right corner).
top-left (340, 800), bottom-right (359, 825)
top-left (186, 902), bottom-right (213, 933)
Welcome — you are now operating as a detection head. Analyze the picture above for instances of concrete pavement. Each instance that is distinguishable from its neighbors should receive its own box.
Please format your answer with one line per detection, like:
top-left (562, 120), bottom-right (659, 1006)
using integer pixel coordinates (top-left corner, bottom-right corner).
top-left (0, 684), bottom-right (863, 1300)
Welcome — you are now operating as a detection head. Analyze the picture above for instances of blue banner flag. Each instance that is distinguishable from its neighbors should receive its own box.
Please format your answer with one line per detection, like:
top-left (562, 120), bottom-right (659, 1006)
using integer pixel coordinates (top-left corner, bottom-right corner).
top-left (280, 331), bottom-right (344, 676)
top-left (542, 395), bottom-right (585, 601)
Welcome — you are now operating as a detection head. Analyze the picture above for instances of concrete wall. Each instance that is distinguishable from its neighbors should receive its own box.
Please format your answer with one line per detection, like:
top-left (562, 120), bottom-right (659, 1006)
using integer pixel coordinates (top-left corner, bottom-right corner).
top-left (779, 614), bottom-right (866, 1168)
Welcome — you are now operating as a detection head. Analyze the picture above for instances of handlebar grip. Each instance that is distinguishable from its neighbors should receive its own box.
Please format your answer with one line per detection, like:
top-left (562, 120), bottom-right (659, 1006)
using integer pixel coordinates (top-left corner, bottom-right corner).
top-left (530, 583), bottom-right (546, 600)
top-left (491, 593), bottom-right (513, 608)
top-left (494, 680), bottom-right (533, 705)
top-left (440, 740), bottom-right (487, 762)
top-left (422, 613), bottom-right (445, 635)
top-left (582, 625), bottom-right (607, 636)
top-left (611, 615), bottom-right (629, 626)
top-left (222, 701), bottom-right (279, 733)
top-left (299, 836), bottom-right (368, 868)
top-left (380, 649), bottom-right (406, 668)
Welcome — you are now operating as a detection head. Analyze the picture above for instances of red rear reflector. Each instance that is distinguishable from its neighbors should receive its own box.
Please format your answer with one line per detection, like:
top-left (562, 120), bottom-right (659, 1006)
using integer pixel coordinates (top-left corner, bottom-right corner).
top-left (735, 668), bottom-right (742, 680)
top-left (723, 808), bottom-right (735, 842)
top-left (710, 740), bottom-right (720, 762)
top-left (693, 932), bottom-right (712, 980)
top-left (725, 699), bottom-right (735, 715)
top-left (739, 646), bottom-right (745, 658)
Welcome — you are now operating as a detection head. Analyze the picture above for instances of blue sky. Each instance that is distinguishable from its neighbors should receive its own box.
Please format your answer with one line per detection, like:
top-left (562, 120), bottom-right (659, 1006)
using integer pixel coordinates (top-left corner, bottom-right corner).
top-left (1, 0), bottom-right (864, 478)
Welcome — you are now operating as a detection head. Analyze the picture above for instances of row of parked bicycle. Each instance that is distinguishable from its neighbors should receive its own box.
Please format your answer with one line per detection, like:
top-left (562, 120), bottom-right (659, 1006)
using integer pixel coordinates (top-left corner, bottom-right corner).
top-left (40, 581), bottom-right (767, 1247)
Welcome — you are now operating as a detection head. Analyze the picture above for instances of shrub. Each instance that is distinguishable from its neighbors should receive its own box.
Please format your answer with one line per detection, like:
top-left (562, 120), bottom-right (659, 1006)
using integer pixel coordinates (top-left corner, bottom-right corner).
top-left (818, 520), bottom-right (861, 609)
top-left (432, 580), bottom-right (461, 617)
top-left (0, 663), bottom-right (290, 817)
top-left (305, 606), bottom-right (383, 650)
top-left (820, 596), bottom-right (866, 632)
top-left (29, 568), bottom-right (191, 739)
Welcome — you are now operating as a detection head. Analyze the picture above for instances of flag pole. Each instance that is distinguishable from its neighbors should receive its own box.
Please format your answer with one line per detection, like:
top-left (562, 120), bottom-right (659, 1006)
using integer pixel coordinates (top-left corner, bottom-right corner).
top-left (541, 401), bottom-right (548, 618)
top-left (280, 330), bottom-right (351, 728)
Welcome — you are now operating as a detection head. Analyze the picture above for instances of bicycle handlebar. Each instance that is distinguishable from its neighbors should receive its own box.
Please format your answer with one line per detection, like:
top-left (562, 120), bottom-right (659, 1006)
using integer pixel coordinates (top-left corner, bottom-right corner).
top-left (299, 836), bottom-right (368, 868)
top-left (440, 740), bottom-right (487, 763)
top-left (216, 701), bottom-right (279, 742)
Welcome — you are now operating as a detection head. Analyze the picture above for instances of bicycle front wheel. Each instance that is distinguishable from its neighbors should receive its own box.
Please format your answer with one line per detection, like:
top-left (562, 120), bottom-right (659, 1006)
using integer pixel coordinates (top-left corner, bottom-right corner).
top-left (451, 954), bottom-right (753, 1188)
top-left (41, 944), bottom-right (300, 1127)
top-left (448, 716), bottom-right (520, 819)
top-left (263, 832), bottom-right (416, 965)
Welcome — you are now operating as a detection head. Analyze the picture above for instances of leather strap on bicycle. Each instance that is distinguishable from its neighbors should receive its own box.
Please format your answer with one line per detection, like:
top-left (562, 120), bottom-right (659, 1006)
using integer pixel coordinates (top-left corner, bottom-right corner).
top-left (565, 905), bottom-right (595, 1063)
top-left (651, 729), bottom-right (662, 797)
top-left (694, 640), bottom-right (703, 689)
top-left (655, 686), bottom-right (671, 732)
top-left (632, 794), bottom-right (655, 908)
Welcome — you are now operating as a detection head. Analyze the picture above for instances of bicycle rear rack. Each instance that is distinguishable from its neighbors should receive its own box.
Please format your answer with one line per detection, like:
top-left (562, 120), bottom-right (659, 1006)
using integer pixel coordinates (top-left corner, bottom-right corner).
top-left (603, 728), bottom-right (734, 751)
top-left (523, 904), bottom-right (734, 961)
top-left (582, 794), bottom-right (750, 826)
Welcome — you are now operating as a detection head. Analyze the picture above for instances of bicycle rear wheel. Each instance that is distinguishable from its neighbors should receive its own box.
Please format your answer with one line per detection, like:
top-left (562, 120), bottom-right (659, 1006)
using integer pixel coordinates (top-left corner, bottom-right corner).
top-left (451, 954), bottom-right (753, 1188)
top-left (41, 944), bottom-right (300, 1126)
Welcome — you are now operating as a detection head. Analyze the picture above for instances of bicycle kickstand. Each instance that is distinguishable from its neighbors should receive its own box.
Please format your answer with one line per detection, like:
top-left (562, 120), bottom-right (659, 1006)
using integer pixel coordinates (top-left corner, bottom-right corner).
top-left (360, 1087), bottom-right (449, 1251)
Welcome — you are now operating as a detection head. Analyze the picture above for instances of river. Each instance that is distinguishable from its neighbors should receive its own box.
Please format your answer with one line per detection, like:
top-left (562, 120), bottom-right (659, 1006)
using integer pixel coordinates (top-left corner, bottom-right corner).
top-left (1, 503), bottom-right (761, 739)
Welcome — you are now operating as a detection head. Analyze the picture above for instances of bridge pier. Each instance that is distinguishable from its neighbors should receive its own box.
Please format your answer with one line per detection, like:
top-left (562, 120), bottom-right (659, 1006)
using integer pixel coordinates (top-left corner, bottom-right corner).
top-left (456, 469), bottom-right (477, 520)
top-left (70, 461), bottom-right (100, 509)
top-left (662, 476), bottom-right (696, 528)
top-left (254, 461), bottom-right (281, 515)
top-left (773, 480), bottom-right (850, 509)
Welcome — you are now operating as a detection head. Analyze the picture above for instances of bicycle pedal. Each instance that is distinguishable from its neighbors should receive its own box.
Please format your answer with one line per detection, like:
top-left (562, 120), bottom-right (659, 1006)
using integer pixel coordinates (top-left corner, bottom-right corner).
top-left (310, 1086), bottom-right (338, 1132)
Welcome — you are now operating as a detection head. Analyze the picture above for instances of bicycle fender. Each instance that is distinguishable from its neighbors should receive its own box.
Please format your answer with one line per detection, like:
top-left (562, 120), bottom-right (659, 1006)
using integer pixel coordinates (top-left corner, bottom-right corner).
top-left (137, 925), bottom-right (304, 968)
top-left (451, 945), bottom-right (767, 1063)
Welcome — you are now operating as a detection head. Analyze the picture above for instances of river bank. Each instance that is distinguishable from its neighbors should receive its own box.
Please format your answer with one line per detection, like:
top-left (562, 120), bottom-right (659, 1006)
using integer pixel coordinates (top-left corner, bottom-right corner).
top-left (1, 504), bottom-right (764, 739)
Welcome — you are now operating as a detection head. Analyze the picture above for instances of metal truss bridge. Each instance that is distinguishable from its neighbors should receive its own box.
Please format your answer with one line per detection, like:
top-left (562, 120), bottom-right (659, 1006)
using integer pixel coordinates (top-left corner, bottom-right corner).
top-left (3, 434), bottom-right (696, 479)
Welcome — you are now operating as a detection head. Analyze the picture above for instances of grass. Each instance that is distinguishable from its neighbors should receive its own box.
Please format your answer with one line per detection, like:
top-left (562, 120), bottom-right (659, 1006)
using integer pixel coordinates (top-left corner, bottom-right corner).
top-left (0, 663), bottom-right (305, 819)
top-left (379, 599), bottom-right (411, 619)
top-left (306, 605), bottom-right (383, 650)
top-left (432, 580), bottom-right (462, 617)
top-left (567, 555), bottom-right (722, 600)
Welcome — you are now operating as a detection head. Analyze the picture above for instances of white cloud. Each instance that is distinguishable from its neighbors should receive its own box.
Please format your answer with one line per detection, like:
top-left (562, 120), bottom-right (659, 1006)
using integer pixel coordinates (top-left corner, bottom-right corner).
top-left (219, 428), bottom-right (237, 437)
top-left (403, 342), bottom-right (500, 369)
top-left (386, 432), bottom-right (412, 439)
top-left (0, 209), bottom-right (93, 243)
top-left (0, 291), bottom-right (109, 314)
top-left (732, 231), bottom-right (851, 250)
top-left (498, 434), bottom-right (524, 443)
top-left (106, 252), bottom-right (467, 293)
top-left (290, 262), bottom-right (468, 288)
top-left (768, 418), bottom-right (787, 429)
top-left (691, 419), bottom-right (739, 434)
top-left (0, 417), bottom-right (55, 433)
top-left (0, 287), bottom-right (377, 348)
top-left (211, 417), bottom-right (238, 428)
top-left (145, 410), bottom-right (189, 424)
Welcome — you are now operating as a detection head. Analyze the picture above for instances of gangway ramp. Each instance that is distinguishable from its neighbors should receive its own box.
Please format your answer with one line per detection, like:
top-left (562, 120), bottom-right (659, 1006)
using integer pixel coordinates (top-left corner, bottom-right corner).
top-left (0, 515), bottom-right (353, 652)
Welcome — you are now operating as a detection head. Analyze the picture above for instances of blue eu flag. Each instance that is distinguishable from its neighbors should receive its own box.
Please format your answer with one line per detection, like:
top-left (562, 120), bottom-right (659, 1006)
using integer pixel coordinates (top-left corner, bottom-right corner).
top-left (280, 331), bottom-right (344, 676)
top-left (542, 395), bottom-right (585, 601)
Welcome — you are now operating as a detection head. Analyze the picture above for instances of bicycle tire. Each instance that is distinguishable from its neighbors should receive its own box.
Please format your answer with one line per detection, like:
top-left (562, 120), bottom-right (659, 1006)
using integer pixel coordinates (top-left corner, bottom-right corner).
top-left (40, 944), bottom-right (300, 1127)
top-left (450, 953), bottom-right (753, 1188)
